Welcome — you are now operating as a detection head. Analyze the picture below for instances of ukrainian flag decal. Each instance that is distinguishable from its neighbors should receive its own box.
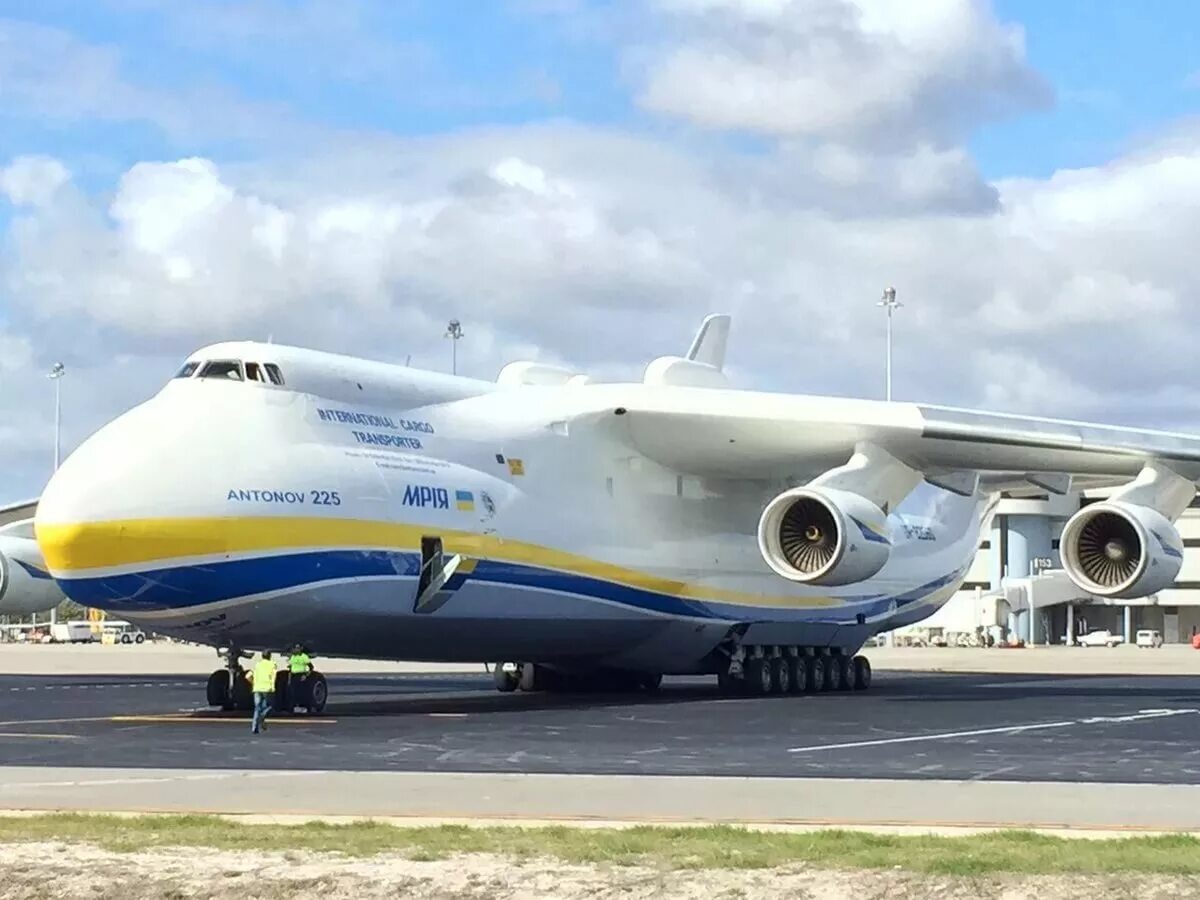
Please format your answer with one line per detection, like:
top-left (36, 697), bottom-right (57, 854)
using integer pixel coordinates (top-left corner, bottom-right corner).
top-left (455, 490), bottom-right (475, 511)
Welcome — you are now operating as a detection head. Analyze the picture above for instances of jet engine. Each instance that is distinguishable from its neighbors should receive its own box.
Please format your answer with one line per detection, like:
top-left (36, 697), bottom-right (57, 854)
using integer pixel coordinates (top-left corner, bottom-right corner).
top-left (0, 532), bottom-right (65, 616)
top-left (1060, 501), bottom-right (1183, 599)
top-left (757, 487), bottom-right (891, 585)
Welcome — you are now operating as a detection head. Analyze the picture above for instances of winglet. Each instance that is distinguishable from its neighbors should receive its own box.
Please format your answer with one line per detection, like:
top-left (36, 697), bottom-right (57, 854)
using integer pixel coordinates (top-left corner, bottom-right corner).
top-left (685, 314), bottom-right (731, 370)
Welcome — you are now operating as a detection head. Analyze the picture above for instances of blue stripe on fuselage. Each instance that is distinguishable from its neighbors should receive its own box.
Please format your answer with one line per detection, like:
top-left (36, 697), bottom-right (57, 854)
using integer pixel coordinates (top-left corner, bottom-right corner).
top-left (52, 550), bottom-right (964, 622)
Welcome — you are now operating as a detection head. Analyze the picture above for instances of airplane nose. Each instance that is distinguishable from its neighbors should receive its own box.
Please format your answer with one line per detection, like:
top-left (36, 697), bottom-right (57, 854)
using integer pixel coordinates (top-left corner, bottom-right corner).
top-left (36, 400), bottom-right (175, 579)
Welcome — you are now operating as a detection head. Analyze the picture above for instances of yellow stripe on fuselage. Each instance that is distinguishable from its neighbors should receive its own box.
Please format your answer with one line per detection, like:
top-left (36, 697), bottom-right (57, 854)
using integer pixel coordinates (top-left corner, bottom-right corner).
top-left (36, 516), bottom-right (842, 610)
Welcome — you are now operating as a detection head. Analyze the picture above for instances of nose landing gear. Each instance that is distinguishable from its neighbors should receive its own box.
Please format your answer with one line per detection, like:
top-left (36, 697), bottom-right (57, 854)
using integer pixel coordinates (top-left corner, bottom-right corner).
top-left (206, 646), bottom-right (252, 711)
top-left (204, 647), bottom-right (328, 714)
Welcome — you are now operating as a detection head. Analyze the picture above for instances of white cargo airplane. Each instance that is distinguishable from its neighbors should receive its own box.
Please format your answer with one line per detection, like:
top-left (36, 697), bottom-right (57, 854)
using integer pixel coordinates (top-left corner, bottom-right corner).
top-left (0, 499), bottom-right (65, 616)
top-left (32, 315), bottom-right (1200, 712)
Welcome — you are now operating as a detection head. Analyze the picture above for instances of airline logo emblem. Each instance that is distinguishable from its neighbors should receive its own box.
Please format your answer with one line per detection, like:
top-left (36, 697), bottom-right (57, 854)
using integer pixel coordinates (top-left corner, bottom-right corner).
top-left (507, 458), bottom-right (525, 476)
top-left (455, 490), bottom-right (475, 512)
top-left (402, 485), bottom-right (450, 509)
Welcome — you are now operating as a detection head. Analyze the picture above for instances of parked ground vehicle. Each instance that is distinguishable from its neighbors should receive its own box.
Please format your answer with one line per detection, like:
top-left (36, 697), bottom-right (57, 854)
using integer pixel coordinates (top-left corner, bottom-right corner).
top-left (1078, 630), bottom-right (1124, 648)
top-left (1136, 629), bottom-right (1164, 648)
top-left (101, 620), bottom-right (146, 644)
top-left (50, 621), bottom-right (95, 643)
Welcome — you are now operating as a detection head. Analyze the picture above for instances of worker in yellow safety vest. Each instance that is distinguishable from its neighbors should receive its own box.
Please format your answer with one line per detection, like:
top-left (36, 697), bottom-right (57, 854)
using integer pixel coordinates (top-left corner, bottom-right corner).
top-left (249, 651), bottom-right (278, 735)
top-left (287, 645), bottom-right (312, 710)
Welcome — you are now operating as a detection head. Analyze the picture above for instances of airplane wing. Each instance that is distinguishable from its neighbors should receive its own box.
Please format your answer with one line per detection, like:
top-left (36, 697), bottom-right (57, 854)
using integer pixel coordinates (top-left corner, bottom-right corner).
top-left (0, 498), bottom-right (38, 529)
top-left (592, 386), bottom-right (1200, 487)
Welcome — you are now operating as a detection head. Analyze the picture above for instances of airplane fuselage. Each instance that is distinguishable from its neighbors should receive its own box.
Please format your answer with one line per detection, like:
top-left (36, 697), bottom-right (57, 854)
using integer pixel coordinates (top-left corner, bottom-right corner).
top-left (35, 343), bottom-right (993, 674)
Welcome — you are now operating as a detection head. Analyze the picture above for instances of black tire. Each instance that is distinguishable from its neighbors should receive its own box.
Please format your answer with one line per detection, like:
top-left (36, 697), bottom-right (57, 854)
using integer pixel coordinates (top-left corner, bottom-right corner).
top-left (770, 657), bottom-right (790, 694)
top-left (230, 672), bottom-right (253, 711)
top-left (823, 656), bottom-right (841, 692)
top-left (852, 655), bottom-right (873, 690)
top-left (493, 666), bottom-right (519, 693)
top-left (306, 673), bottom-right (328, 714)
top-left (836, 656), bottom-right (853, 691)
top-left (120, 633), bottom-right (132, 645)
top-left (745, 658), bottom-right (772, 695)
top-left (274, 671), bottom-right (294, 714)
top-left (519, 664), bottom-right (540, 692)
top-left (805, 657), bottom-right (825, 693)
top-left (717, 670), bottom-right (739, 694)
top-left (134, 634), bottom-right (145, 644)
top-left (206, 670), bottom-right (230, 708)
top-left (787, 657), bottom-right (807, 694)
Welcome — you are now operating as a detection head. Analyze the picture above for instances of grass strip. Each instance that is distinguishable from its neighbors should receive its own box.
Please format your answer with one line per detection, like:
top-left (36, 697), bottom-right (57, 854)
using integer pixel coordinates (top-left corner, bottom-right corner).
top-left (1, 814), bottom-right (1199, 876)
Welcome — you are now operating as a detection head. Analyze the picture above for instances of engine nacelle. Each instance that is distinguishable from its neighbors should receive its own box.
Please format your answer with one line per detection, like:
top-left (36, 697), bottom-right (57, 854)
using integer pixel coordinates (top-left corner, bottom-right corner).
top-left (1060, 501), bottom-right (1183, 599)
top-left (0, 537), bottom-right (65, 616)
top-left (758, 487), bottom-right (891, 585)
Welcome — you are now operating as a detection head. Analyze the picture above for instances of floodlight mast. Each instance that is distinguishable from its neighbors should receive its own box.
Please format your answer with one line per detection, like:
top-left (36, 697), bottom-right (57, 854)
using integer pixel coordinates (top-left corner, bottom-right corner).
top-left (444, 319), bottom-right (464, 375)
top-left (877, 287), bottom-right (902, 402)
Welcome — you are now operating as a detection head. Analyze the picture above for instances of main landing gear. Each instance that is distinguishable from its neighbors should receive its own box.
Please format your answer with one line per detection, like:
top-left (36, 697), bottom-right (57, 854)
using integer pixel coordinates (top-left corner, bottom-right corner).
top-left (491, 662), bottom-right (663, 694)
top-left (488, 648), bottom-right (871, 698)
top-left (205, 647), bottom-right (328, 714)
top-left (719, 646), bottom-right (871, 696)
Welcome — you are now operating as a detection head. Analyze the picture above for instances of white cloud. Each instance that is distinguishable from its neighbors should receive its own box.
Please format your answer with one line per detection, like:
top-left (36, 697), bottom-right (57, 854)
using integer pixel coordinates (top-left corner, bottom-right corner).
top-left (0, 156), bottom-right (70, 207)
top-left (636, 0), bottom-right (1052, 144)
top-left (2, 123), bottom-right (1199, 447)
top-left (0, 330), bottom-right (33, 372)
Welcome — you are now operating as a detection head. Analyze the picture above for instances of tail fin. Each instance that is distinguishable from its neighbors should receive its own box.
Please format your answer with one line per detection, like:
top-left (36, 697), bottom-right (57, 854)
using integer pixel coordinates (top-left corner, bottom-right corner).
top-left (686, 314), bottom-right (731, 370)
top-left (644, 313), bottom-right (732, 388)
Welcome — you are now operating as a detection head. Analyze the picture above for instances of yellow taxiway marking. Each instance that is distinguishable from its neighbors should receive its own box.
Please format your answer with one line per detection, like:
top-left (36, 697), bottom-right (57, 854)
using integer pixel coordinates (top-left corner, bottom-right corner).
top-left (0, 733), bottom-right (83, 740)
top-left (109, 715), bottom-right (338, 725)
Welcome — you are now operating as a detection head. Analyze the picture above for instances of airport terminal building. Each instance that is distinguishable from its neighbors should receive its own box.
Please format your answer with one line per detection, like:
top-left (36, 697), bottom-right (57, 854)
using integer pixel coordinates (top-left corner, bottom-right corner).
top-left (910, 491), bottom-right (1200, 645)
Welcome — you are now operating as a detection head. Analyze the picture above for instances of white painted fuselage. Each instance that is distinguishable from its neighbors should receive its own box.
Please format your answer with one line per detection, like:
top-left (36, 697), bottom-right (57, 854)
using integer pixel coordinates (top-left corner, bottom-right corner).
top-left (35, 343), bottom-right (993, 673)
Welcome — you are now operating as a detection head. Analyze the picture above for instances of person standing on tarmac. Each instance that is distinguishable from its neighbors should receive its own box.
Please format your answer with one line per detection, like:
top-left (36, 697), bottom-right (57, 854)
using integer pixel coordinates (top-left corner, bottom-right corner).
top-left (250, 651), bottom-right (278, 735)
top-left (287, 645), bottom-right (312, 710)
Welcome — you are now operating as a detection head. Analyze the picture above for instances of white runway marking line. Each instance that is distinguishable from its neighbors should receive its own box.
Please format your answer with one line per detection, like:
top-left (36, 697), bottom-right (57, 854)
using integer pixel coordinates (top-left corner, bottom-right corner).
top-left (787, 708), bottom-right (1200, 754)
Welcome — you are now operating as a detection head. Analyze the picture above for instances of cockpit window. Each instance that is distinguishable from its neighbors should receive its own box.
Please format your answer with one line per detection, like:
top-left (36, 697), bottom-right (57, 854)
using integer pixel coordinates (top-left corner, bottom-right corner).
top-left (174, 361), bottom-right (199, 379)
top-left (245, 362), bottom-right (265, 383)
top-left (264, 363), bottom-right (285, 386)
top-left (198, 360), bottom-right (244, 381)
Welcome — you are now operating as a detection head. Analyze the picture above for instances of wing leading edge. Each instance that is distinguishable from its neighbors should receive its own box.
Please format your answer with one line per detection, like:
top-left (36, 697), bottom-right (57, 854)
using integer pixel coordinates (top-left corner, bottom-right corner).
top-left (584, 386), bottom-right (1200, 489)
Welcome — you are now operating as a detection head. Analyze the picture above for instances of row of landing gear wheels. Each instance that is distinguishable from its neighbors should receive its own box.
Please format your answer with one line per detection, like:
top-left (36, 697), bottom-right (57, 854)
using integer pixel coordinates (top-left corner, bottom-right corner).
top-left (492, 663), bottom-right (662, 694)
top-left (726, 654), bottom-right (871, 696)
top-left (205, 657), bottom-right (328, 714)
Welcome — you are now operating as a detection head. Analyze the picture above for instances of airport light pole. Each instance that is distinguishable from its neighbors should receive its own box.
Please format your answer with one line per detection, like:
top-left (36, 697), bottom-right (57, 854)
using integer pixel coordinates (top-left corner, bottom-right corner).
top-left (444, 319), bottom-right (464, 376)
top-left (47, 362), bottom-right (65, 628)
top-left (876, 288), bottom-right (900, 647)
top-left (877, 286), bottom-right (901, 402)
top-left (48, 362), bottom-right (65, 471)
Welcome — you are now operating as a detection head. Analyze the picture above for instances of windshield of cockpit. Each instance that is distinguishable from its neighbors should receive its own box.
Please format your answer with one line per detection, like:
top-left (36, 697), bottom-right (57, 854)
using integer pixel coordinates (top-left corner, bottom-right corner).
top-left (173, 359), bottom-right (285, 385)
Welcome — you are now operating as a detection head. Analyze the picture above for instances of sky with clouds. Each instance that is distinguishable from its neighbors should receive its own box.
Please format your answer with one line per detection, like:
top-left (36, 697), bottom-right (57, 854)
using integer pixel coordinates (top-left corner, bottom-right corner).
top-left (1, 0), bottom-right (1199, 503)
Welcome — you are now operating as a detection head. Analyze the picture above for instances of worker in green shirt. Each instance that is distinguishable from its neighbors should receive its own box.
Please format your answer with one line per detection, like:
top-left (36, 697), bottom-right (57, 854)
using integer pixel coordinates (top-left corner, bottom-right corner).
top-left (287, 645), bottom-right (312, 711)
top-left (249, 651), bottom-right (278, 735)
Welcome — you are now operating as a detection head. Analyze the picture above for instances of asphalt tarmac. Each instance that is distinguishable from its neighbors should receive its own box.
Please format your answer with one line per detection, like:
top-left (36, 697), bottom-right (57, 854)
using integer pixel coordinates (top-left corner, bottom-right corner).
top-left (2, 668), bottom-right (1200, 783)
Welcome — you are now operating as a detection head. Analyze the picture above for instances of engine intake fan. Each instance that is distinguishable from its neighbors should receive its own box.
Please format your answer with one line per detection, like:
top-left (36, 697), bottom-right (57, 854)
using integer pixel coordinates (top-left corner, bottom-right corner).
top-left (778, 496), bottom-right (839, 575)
top-left (758, 487), bottom-right (891, 586)
top-left (1074, 511), bottom-right (1141, 589)
top-left (1060, 501), bottom-right (1183, 599)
